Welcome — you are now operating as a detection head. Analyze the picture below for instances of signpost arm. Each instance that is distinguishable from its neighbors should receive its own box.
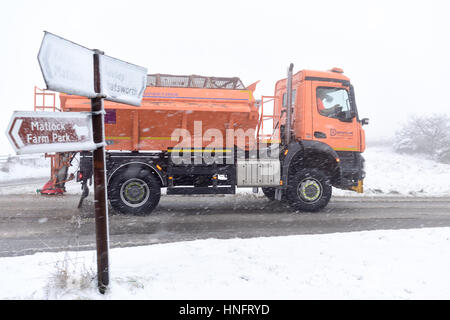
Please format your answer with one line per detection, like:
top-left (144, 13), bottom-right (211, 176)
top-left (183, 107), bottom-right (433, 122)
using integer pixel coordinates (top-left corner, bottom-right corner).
top-left (92, 50), bottom-right (110, 294)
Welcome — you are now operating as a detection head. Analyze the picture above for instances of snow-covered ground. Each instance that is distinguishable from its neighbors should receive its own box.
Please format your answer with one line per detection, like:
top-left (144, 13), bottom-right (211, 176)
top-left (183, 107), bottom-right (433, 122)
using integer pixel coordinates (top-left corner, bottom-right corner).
top-left (1, 145), bottom-right (449, 300)
top-left (0, 156), bottom-right (49, 182)
top-left (334, 145), bottom-right (450, 197)
top-left (1, 227), bottom-right (450, 299)
top-left (1, 145), bottom-right (449, 197)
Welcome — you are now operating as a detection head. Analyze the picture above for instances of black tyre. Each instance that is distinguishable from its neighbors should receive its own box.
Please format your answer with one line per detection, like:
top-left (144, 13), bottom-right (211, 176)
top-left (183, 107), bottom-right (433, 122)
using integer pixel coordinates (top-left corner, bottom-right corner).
top-left (286, 168), bottom-right (332, 212)
top-left (108, 166), bottom-right (161, 215)
top-left (262, 187), bottom-right (276, 201)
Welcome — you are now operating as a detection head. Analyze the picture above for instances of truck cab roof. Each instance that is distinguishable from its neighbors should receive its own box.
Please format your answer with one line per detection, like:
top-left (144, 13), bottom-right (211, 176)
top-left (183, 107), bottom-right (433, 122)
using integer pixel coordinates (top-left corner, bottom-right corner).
top-left (275, 68), bottom-right (351, 91)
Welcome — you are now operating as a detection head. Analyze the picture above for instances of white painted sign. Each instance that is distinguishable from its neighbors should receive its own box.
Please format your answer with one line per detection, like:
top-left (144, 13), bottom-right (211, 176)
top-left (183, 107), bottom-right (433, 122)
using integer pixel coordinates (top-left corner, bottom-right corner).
top-left (99, 55), bottom-right (147, 106)
top-left (6, 111), bottom-right (96, 154)
top-left (38, 32), bottom-right (147, 106)
top-left (38, 32), bottom-right (96, 98)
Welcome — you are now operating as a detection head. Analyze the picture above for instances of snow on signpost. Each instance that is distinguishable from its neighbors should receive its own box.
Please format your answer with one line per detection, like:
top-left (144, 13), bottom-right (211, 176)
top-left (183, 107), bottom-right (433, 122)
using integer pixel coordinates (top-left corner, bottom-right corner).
top-left (6, 111), bottom-right (96, 155)
top-left (38, 31), bottom-right (147, 105)
top-left (37, 32), bottom-right (97, 98)
top-left (5, 31), bottom-right (149, 295)
top-left (99, 55), bottom-right (147, 106)
top-left (35, 31), bottom-right (148, 295)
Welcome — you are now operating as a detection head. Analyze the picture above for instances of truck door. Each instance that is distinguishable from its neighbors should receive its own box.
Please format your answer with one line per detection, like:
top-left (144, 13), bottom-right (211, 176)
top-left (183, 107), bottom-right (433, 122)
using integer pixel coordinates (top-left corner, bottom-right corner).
top-left (310, 81), bottom-right (360, 152)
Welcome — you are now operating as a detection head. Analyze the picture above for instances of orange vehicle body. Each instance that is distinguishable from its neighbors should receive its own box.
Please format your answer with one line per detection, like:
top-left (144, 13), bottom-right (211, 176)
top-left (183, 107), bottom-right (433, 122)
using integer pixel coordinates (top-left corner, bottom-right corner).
top-left (59, 86), bottom-right (260, 151)
top-left (49, 67), bottom-right (367, 213)
top-left (60, 69), bottom-right (365, 155)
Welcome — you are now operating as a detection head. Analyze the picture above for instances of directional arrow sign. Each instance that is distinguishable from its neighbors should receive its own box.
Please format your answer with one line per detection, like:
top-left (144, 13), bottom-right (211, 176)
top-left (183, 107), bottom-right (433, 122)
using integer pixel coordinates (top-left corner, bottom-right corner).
top-left (6, 111), bottom-right (96, 154)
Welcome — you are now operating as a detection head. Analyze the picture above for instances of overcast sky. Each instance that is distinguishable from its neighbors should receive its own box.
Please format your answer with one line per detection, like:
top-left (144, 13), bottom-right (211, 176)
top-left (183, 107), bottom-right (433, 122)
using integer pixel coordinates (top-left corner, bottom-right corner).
top-left (1, 0), bottom-right (449, 154)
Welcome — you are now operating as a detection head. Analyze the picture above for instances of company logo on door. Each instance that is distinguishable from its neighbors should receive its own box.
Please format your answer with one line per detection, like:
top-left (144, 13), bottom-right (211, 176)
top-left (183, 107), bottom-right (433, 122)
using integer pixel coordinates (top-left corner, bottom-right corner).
top-left (330, 128), bottom-right (353, 137)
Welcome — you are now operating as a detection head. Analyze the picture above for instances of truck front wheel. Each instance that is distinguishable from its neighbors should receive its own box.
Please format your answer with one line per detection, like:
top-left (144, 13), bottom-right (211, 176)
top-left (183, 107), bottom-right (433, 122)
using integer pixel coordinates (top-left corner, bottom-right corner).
top-left (108, 167), bottom-right (161, 215)
top-left (286, 168), bottom-right (331, 212)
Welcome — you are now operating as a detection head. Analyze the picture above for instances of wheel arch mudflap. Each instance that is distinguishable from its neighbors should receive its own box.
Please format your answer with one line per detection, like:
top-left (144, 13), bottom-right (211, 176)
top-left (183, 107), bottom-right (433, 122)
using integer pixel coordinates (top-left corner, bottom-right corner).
top-left (107, 161), bottom-right (165, 187)
top-left (282, 140), bottom-right (341, 185)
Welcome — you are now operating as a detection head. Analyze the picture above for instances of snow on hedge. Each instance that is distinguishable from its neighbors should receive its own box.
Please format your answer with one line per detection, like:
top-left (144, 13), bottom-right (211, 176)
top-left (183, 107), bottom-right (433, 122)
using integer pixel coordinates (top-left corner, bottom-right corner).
top-left (334, 146), bottom-right (450, 197)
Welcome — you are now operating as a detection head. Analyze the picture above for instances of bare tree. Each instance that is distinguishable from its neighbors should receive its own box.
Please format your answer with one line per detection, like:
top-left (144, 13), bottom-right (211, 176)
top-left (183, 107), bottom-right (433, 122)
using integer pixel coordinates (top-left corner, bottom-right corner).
top-left (393, 114), bottom-right (450, 163)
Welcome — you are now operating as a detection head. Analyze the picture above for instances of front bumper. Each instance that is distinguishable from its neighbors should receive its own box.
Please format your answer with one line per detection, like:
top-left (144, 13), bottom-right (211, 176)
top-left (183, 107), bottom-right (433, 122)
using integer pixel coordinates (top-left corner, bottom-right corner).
top-left (335, 151), bottom-right (365, 192)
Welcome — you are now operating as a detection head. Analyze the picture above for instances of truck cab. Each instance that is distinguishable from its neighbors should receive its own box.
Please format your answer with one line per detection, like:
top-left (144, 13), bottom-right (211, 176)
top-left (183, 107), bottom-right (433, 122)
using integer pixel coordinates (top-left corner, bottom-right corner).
top-left (271, 67), bottom-right (367, 207)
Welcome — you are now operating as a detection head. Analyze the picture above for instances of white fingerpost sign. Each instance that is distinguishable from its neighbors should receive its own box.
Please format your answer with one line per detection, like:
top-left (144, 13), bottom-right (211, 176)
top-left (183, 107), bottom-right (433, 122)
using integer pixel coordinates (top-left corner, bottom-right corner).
top-left (37, 32), bottom-right (97, 98)
top-left (99, 55), bottom-right (147, 106)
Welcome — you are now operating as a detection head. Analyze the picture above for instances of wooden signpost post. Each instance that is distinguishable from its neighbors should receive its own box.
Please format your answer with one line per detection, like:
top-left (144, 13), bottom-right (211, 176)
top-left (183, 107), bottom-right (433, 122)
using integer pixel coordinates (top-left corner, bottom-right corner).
top-left (7, 31), bottom-right (147, 294)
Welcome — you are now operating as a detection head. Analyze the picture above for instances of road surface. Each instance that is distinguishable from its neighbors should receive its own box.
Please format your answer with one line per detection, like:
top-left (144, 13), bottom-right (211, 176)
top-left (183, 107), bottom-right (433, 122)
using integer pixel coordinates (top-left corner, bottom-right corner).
top-left (0, 191), bottom-right (449, 257)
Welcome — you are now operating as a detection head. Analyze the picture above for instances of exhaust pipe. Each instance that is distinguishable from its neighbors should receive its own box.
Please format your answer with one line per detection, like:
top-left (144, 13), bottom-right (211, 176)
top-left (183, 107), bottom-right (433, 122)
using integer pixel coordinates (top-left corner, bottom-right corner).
top-left (285, 63), bottom-right (294, 145)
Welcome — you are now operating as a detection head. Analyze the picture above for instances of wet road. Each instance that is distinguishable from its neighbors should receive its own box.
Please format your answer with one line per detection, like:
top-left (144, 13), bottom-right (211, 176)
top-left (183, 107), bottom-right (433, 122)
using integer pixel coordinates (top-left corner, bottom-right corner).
top-left (0, 192), bottom-right (449, 257)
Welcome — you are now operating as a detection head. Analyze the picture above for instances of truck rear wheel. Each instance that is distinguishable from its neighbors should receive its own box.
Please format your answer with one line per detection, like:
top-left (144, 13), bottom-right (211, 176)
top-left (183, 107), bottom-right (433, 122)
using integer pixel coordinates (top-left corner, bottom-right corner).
top-left (108, 166), bottom-right (161, 215)
top-left (286, 168), bottom-right (331, 212)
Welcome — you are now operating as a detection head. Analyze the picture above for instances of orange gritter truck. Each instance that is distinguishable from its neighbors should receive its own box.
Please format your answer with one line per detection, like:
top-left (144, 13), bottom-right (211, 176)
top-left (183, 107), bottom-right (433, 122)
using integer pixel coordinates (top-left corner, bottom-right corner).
top-left (47, 63), bottom-right (368, 214)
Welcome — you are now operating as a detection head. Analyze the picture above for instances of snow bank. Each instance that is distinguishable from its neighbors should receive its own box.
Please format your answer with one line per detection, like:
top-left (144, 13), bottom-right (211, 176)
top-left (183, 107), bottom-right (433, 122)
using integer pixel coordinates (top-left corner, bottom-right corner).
top-left (334, 146), bottom-right (450, 197)
top-left (0, 159), bottom-right (49, 182)
top-left (0, 154), bottom-right (80, 194)
top-left (1, 227), bottom-right (450, 299)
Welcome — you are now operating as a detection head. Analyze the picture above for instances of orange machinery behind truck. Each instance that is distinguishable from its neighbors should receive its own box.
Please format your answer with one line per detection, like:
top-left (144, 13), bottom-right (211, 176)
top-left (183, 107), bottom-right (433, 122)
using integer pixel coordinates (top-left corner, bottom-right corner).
top-left (52, 63), bottom-right (368, 214)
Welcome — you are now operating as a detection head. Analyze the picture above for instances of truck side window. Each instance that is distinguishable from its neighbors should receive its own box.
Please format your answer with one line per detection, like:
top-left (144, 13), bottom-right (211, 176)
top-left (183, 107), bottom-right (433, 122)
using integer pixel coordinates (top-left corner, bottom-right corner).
top-left (282, 90), bottom-right (296, 108)
top-left (316, 87), bottom-right (351, 120)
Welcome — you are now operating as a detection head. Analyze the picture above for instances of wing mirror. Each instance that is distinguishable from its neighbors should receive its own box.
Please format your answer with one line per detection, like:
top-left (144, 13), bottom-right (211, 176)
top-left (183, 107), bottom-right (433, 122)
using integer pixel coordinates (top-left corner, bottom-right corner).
top-left (337, 110), bottom-right (354, 122)
top-left (361, 118), bottom-right (369, 126)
